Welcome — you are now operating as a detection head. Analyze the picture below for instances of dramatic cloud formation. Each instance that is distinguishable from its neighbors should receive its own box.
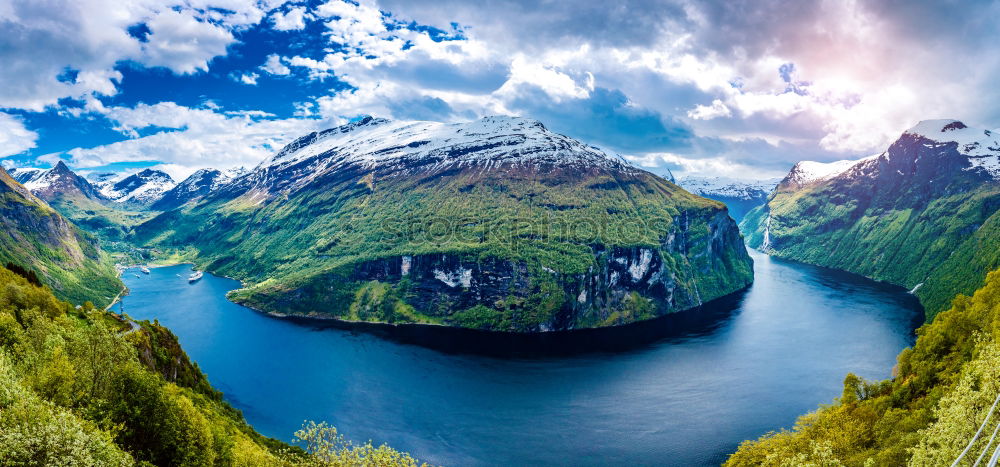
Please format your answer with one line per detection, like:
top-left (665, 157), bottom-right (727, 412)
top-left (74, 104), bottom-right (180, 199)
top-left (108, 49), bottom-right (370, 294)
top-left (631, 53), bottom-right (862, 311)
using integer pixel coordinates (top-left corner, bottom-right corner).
top-left (2, 0), bottom-right (998, 180)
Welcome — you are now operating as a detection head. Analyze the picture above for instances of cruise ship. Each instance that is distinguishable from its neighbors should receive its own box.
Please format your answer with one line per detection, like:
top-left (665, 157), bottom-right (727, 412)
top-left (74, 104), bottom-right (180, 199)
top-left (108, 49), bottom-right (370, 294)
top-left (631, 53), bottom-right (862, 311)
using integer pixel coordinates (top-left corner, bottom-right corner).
top-left (188, 271), bottom-right (203, 283)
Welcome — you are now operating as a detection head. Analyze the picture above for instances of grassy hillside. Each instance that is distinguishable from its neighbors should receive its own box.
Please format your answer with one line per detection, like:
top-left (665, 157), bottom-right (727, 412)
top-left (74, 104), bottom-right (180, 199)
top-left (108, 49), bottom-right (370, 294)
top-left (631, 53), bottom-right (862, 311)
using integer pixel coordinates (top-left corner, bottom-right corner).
top-left (0, 168), bottom-right (122, 307)
top-left (136, 161), bottom-right (753, 332)
top-left (0, 264), bottom-right (424, 466)
top-left (46, 194), bottom-right (158, 243)
top-left (726, 267), bottom-right (1000, 465)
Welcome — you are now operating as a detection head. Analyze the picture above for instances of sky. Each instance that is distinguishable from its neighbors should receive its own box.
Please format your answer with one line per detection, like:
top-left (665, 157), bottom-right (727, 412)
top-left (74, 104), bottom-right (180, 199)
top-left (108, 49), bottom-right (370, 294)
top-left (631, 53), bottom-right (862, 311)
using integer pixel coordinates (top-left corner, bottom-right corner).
top-left (1, 0), bottom-right (998, 182)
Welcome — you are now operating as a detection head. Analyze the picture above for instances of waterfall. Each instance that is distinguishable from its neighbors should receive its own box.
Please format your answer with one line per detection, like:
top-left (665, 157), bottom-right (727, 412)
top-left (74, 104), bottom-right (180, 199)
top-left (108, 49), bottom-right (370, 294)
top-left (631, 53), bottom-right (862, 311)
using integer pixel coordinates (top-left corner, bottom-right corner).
top-left (761, 214), bottom-right (772, 251)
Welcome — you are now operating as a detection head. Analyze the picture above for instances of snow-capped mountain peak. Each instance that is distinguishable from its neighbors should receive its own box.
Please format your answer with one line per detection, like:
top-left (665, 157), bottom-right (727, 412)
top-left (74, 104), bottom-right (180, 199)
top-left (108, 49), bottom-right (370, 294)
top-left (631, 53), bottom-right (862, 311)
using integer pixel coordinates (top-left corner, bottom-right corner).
top-left (99, 169), bottom-right (176, 204)
top-left (904, 119), bottom-right (1000, 157)
top-left (785, 155), bottom-right (881, 186)
top-left (23, 161), bottom-right (75, 191)
top-left (902, 119), bottom-right (1000, 178)
top-left (150, 167), bottom-right (244, 211)
top-left (780, 118), bottom-right (1000, 191)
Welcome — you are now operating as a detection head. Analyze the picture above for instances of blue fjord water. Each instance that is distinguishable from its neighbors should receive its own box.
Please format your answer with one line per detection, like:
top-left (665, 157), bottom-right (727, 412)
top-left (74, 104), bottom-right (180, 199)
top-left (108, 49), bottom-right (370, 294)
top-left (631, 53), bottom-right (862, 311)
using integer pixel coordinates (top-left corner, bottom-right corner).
top-left (120, 250), bottom-right (922, 466)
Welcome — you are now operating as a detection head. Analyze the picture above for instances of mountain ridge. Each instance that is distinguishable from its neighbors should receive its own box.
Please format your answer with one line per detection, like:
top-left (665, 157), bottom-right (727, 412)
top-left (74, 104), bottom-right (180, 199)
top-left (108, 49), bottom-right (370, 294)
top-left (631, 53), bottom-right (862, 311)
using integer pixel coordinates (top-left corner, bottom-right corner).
top-left (97, 168), bottom-right (176, 206)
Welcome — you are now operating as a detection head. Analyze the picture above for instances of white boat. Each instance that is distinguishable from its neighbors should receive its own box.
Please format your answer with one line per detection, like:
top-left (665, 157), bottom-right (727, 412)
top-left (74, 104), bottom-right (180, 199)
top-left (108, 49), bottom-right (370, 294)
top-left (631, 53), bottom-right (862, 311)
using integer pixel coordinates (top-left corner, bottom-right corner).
top-left (188, 271), bottom-right (203, 283)
top-left (140, 266), bottom-right (150, 274)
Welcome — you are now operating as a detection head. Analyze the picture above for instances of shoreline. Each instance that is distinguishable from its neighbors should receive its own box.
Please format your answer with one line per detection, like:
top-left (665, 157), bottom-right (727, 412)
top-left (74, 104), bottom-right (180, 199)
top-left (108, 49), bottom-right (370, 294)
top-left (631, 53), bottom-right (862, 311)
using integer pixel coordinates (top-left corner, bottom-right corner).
top-left (236, 281), bottom-right (754, 336)
top-left (126, 262), bottom-right (754, 341)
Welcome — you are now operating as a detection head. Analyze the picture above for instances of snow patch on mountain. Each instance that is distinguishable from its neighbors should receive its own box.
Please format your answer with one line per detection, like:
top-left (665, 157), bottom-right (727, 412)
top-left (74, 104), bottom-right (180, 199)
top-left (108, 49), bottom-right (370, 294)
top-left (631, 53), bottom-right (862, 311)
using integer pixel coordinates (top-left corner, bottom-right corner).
top-left (786, 155), bottom-right (882, 186)
top-left (260, 115), bottom-right (636, 174)
top-left (86, 172), bottom-right (120, 185)
top-left (8, 167), bottom-right (44, 185)
top-left (904, 120), bottom-right (1000, 157)
top-left (904, 119), bottom-right (1000, 179)
top-left (22, 162), bottom-right (75, 192)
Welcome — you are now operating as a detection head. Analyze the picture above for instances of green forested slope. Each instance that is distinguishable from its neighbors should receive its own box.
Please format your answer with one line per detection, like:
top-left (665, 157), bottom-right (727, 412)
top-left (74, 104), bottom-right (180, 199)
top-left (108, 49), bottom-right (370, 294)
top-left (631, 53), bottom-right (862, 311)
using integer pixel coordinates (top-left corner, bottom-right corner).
top-left (0, 265), bottom-right (424, 466)
top-left (0, 168), bottom-right (122, 307)
top-left (742, 184), bottom-right (1000, 320)
top-left (727, 268), bottom-right (1000, 466)
top-left (741, 125), bottom-right (1000, 320)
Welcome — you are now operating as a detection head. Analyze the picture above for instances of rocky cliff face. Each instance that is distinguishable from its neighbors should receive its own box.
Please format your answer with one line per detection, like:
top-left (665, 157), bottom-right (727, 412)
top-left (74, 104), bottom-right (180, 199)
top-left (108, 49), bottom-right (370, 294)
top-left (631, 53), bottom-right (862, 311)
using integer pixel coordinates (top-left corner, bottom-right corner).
top-left (253, 212), bottom-right (745, 332)
top-left (140, 116), bottom-right (754, 332)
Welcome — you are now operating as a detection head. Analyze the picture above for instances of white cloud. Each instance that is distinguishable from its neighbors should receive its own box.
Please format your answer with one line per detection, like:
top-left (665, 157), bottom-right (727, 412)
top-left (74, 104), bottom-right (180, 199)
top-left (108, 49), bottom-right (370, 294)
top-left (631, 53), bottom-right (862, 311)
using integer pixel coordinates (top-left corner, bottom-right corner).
top-left (0, 113), bottom-right (38, 158)
top-left (623, 152), bottom-right (786, 180)
top-left (139, 8), bottom-right (236, 74)
top-left (19, 0), bottom-right (1000, 179)
top-left (271, 5), bottom-right (309, 31)
top-left (64, 102), bottom-right (330, 171)
top-left (261, 54), bottom-right (292, 75)
top-left (347, 0), bottom-right (1000, 163)
top-left (238, 72), bottom-right (260, 85)
top-left (495, 55), bottom-right (593, 103)
top-left (688, 99), bottom-right (731, 120)
top-left (0, 0), bottom-right (287, 111)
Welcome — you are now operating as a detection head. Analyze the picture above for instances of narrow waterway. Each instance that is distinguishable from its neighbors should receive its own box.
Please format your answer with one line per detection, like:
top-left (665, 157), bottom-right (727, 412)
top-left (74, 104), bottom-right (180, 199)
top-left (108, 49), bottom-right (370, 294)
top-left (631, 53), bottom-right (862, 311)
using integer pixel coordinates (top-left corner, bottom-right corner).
top-left (120, 251), bottom-right (922, 466)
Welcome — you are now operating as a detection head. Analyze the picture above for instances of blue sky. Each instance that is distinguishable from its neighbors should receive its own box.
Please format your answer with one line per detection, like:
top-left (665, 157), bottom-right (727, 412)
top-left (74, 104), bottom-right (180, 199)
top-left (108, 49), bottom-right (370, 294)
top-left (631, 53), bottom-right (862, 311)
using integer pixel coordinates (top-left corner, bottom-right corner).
top-left (1, 0), bottom-right (999, 181)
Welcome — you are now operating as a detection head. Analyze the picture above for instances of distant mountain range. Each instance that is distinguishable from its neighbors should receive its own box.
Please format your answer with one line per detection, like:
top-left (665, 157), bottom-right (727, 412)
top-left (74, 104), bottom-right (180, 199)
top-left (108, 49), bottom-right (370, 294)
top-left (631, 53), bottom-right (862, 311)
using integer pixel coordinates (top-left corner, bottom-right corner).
top-left (741, 119), bottom-right (1000, 318)
top-left (151, 168), bottom-right (244, 211)
top-left (676, 176), bottom-right (779, 221)
top-left (94, 169), bottom-right (176, 206)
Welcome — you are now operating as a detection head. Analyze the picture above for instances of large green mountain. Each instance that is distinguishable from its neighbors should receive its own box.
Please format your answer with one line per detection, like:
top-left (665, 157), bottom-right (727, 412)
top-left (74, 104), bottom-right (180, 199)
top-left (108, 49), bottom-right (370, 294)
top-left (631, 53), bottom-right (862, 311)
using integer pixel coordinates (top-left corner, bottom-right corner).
top-left (741, 119), bottom-right (1000, 319)
top-left (0, 167), bottom-right (121, 307)
top-left (136, 116), bottom-right (753, 331)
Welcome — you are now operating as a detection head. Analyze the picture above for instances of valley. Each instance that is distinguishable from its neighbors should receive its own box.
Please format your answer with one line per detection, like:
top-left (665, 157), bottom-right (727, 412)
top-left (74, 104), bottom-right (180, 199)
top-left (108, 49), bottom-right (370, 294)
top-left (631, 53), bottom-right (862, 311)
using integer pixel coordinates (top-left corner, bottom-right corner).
top-left (117, 252), bottom-right (920, 466)
top-left (6, 2), bottom-right (1000, 465)
top-left (3, 114), bottom-right (1000, 466)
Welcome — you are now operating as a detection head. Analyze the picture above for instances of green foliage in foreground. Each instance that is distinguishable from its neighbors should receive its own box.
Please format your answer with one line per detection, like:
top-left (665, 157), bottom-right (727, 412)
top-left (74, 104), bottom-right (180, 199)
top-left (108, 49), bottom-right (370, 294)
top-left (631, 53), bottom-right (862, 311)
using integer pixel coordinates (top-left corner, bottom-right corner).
top-left (0, 265), bottom-right (424, 466)
top-left (726, 268), bottom-right (1000, 466)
